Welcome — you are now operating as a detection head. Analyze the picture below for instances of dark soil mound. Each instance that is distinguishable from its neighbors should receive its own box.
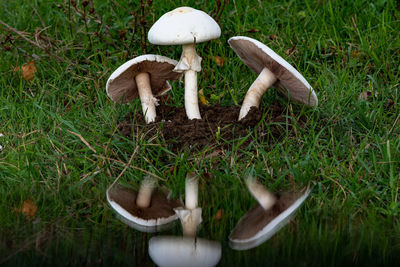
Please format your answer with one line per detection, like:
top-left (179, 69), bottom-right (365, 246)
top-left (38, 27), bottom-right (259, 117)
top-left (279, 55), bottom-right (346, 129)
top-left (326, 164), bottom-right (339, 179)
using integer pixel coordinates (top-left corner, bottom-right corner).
top-left (118, 102), bottom-right (298, 152)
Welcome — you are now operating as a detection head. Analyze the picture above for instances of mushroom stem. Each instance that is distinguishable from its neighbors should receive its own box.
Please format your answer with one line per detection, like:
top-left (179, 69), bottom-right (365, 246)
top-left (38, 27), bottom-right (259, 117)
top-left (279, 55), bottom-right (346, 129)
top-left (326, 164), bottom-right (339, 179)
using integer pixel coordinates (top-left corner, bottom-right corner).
top-left (136, 176), bottom-right (156, 208)
top-left (246, 178), bottom-right (276, 210)
top-left (184, 70), bottom-right (200, 120)
top-left (174, 43), bottom-right (202, 120)
top-left (174, 173), bottom-right (203, 237)
top-left (135, 72), bottom-right (158, 124)
top-left (238, 67), bottom-right (277, 121)
top-left (185, 173), bottom-right (198, 210)
top-left (176, 207), bottom-right (202, 237)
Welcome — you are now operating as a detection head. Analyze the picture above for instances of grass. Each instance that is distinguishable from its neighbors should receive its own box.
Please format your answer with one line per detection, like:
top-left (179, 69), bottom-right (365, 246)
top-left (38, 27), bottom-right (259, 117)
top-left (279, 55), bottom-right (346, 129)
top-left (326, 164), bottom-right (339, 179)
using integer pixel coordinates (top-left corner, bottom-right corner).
top-left (1, 0), bottom-right (400, 265)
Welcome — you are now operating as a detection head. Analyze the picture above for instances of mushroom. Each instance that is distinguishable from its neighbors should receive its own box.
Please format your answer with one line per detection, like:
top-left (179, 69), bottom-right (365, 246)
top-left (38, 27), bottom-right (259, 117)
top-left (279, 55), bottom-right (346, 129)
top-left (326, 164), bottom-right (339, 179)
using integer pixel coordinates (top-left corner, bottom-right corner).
top-left (174, 172), bottom-right (202, 236)
top-left (228, 36), bottom-right (318, 121)
top-left (148, 7), bottom-right (221, 120)
top-left (229, 178), bottom-right (310, 250)
top-left (148, 173), bottom-right (221, 267)
top-left (106, 176), bottom-right (182, 233)
top-left (106, 54), bottom-right (181, 123)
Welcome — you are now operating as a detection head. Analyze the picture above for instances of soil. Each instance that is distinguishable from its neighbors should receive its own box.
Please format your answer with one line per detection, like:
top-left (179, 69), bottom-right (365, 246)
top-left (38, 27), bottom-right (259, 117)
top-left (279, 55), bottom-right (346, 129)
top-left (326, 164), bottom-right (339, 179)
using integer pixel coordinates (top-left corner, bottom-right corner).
top-left (117, 102), bottom-right (301, 152)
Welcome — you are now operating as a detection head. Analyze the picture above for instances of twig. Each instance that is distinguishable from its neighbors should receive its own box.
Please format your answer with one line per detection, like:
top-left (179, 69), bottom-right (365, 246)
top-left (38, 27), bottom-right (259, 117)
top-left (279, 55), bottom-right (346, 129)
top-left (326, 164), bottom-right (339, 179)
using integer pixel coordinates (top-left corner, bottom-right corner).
top-left (68, 0), bottom-right (73, 38)
top-left (67, 130), bottom-right (97, 153)
top-left (388, 112), bottom-right (400, 136)
top-left (82, 3), bottom-right (93, 50)
top-left (0, 19), bottom-right (65, 63)
top-left (108, 147), bottom-right (138, 189)
top-left (28, 2), bottom-right (46, 29)
top-left (95, 154), bottom-right (164, 181)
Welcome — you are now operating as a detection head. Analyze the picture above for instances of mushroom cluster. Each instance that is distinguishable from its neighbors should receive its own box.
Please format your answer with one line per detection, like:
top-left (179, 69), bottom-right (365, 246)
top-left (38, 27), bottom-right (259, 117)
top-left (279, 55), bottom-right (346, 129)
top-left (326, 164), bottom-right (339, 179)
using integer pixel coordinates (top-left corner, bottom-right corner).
top-left (105, 5), bottom-right (317, 260)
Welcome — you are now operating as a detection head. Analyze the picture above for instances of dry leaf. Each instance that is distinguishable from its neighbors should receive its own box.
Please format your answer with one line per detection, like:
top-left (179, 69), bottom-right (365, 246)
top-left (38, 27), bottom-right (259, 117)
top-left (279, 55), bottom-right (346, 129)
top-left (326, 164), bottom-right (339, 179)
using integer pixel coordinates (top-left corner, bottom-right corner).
top-left (168, 165), bottom-right (175, 175)
top-left (199, 89), bottom-right (209, 105)
top-left (351, 51), bottom-right (361, 58)
top-left (285, 44), bottom-right (297, 56)
top-left (246, 28), bottom-right (259, 33)
top-left (119, 29), bottom-right (127, 40)
top-left (20, 199), bottom-right (38, 218)
top-left (212, 56), bottom-right (224, 66)
top-left (269, 34), bottom-right (277, 40)
top-left (215, 209), bottom-right (224, 221)
top-left (387, 98), bottom-right (394, 108)
top-left (358, 91), bottom-right (377, 101)
top-left (14, 61), bottom-right (37, 81)
top-left (204, 149), bottom-right (225, 160)
top-left (203, 172), bottom-right (211, 181)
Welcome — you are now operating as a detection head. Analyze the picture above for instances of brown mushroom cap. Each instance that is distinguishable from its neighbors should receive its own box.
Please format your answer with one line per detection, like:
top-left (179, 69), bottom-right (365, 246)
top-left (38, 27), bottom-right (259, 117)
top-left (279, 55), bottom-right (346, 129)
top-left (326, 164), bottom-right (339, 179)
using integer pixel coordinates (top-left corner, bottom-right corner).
top-left (106, 54), bottom-right (182, 104)
top-left (228, 36), bottom-right (318, 106)
top-left (107, 184), bottom-right (182, 232)
top-left (229, 189), bottom-right (310, 250)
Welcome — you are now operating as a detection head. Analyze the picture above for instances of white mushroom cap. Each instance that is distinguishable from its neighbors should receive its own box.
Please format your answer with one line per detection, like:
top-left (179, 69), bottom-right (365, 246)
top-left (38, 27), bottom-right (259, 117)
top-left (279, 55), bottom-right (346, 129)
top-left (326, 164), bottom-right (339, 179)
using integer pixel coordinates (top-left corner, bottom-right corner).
top-left (228, 36), bottom-right (318, 106)
top-left (229, 188), bottom-right (310, 250)
top-left (148, 7), bottom-right (221, 45)
top-left (149, 236), bottom-right (221, 267)
top-left (106, 54), bottom-right (181, 103)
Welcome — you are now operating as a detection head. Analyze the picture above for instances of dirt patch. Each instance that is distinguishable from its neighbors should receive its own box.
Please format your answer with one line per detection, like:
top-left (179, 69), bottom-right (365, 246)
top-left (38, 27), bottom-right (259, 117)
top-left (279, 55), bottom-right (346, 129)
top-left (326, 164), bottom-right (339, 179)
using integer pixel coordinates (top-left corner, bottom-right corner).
top-left (117, 102), bottom-right (300, 152)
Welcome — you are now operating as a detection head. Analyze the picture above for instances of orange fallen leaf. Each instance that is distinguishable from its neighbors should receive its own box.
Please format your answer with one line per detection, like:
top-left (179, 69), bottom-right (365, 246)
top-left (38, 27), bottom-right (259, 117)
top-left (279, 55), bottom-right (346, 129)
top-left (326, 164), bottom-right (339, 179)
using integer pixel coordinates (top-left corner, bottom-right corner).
top-left (351, 51), bottom-right (361, 58)
top-left (246, 28), bottom-right (259, 33)
top-left (215, 209), bottom-right (224, 221)
top-left (199, 89), bottom-right (209, 105)
top-left (387, 98), bottom-right (394, 108)
top-left (119, 29), bottom-right (127, 40)
top-left (269, 34), bottom-right (277, 40)
top-left (14, 61), bottom-right (37, 81)
top-left (212, 56), bottom-right (224, 66)
top-left (168, 165), bottom-right (175, 175)
top-left (20, 199), bottom-right (38, 218)
top-left (285, 44), bottom-right (297, 56)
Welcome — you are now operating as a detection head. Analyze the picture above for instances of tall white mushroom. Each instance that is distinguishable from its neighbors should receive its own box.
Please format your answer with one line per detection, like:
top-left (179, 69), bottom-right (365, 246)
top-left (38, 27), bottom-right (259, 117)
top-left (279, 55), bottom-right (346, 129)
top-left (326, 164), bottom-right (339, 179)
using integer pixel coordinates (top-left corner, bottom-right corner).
top-left (148, 173), bottom-right (221, 267)
top-left (228, 36), bottom-right (318, 121)
top-left (106, 54), bottom-right (181, 123)
top-left (229, 177), bottom-right (310, 250)
top-left (174, 173), bottom-right (202, 236)
top-left (148, 7), bottom-right (221, 120)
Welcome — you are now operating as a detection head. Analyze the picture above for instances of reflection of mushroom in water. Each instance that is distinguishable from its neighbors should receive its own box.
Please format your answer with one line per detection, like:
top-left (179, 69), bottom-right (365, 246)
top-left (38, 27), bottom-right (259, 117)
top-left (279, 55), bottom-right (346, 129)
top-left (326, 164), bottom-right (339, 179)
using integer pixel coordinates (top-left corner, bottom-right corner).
top-left (106, 54), bottom-right (182, 123)
top-left (106, 176), bottom-right (182, 233)
top-left (228, 36), bottom-right (318, 121)
top-left (149, 173), bottom-right (221, 267)
top-left (148, 7), bottom-right (221, 120)
top-left (229, 177), bottom-right (310, 250)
